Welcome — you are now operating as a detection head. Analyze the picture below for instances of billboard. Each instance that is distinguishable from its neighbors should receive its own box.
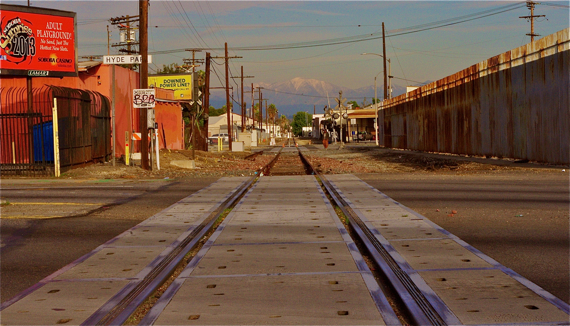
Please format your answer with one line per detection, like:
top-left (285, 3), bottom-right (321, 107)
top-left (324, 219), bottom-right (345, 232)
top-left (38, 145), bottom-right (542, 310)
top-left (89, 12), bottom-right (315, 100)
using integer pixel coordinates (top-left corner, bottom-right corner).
top-left (0, 4), bottom-right (77, 77)
top-left (148, 74), bottom-right (192, 100)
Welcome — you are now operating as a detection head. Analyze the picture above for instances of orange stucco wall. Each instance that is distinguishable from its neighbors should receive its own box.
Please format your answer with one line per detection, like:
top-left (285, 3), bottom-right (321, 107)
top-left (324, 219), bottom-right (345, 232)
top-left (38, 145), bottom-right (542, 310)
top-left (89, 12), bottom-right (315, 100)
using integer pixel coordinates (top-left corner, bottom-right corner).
top-left (1, 65), bottom-right (141, 158)
top-left (154, 102), bottom-right (184, 150)
top-left (1, 66), bottom-right (183, 156)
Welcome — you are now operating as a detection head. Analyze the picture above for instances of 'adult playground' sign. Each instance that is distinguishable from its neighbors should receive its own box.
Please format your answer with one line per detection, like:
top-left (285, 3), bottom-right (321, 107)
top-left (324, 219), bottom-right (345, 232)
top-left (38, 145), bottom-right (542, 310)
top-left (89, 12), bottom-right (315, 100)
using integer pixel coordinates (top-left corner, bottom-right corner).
top-left (0, 4), bottom-right (77, 77)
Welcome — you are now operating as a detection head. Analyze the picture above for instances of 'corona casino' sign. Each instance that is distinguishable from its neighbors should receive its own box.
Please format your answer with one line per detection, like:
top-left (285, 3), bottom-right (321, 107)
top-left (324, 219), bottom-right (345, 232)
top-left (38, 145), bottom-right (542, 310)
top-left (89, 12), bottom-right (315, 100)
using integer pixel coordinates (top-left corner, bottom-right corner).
top-left (0, 4), bottom-right (77, 77)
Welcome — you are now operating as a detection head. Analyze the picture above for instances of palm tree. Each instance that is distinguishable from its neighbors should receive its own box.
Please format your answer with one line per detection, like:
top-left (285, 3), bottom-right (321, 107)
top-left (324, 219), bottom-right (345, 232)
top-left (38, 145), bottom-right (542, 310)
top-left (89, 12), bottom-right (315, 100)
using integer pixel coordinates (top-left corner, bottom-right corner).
top-left (267, 104), bottom-right (277, 133)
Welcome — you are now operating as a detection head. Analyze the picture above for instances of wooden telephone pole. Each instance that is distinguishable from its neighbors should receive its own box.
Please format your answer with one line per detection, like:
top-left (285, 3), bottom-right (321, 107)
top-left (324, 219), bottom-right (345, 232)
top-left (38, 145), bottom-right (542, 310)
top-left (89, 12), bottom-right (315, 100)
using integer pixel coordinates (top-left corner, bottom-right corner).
top-left (382, 22), bottom-right (388, 100)
top-left (139, 0), bottom-right (149, 170)
top-left (203, 52), bottom-right (211, 151)
top-left (519, 1), bottom-right (545, 42)
top-left (212, 43), bottom-right (241, 151)
top-left (109, 15), bottom-right (140, 54)
top-left (231, 67), bottom-right (254, 132)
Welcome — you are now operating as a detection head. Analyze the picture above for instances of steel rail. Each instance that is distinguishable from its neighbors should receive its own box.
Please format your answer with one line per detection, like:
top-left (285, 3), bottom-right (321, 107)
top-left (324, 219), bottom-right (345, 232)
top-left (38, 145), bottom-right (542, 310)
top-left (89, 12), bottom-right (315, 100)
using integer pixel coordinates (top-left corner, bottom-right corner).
top-left (296, 147), bottom-right (445, 325)
top-left (244, 150), bottom-right (263, 160)
top-left (84, 146), bottom-right (285, 326)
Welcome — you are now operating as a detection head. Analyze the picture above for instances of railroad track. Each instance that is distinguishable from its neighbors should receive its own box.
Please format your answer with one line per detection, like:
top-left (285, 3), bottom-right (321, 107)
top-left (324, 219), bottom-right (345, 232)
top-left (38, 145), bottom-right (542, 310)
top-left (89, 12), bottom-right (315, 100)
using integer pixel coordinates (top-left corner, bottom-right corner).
top-left (294, 145), bottom-right (442, 325)
top-left (85, 140), bottom-right (439, 325)
top-left (5, 139), bottom-right (566, 325)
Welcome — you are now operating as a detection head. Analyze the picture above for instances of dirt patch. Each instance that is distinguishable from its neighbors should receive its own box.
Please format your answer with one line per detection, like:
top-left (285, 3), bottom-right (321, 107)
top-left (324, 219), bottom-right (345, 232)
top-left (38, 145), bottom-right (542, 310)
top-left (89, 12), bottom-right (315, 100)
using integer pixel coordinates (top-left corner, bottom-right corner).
top-left (305, 145), bottom-right (566, 175)
top-left (50, 149), bottom-right (274, 180)
top-left (4, 144), bottom-right (565, 181)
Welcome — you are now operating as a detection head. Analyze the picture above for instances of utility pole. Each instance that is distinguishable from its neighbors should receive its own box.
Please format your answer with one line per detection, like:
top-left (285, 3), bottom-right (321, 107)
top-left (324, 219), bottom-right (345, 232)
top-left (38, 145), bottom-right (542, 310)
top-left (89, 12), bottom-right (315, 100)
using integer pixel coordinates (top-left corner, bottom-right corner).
top-left (251, 83), bottom-right (254, 126)
top-left (259, 88), bottom-right (263, 131)
top-left (382, 22), bottom-right (388, 100)
top-left (262, 99), bottom-right (270, 132)
top-left (225, 43), bottom-right (231, 151)
top-left (230, 66), bottom-right (254, 132)
top-left (139, 0), bottom-right (149, 170)
top-left (184, 49), bottom-right (203, 75)
top-left (519, 1), bottom-right (545, 42)
top-left (109, 15), bottom-right (140, 55)
top-left (212, 43), bottom-right (241, 151)
top-left (107, 25), bottom-right (110, 55)
top-left (183, 49), bottom-right (203, 154)
top-left (264, 99), bottom-right (268, 132)
top-left (339, 91), bottom-right (344, 147)
top-left (204, 52), bottom-right (211, 151)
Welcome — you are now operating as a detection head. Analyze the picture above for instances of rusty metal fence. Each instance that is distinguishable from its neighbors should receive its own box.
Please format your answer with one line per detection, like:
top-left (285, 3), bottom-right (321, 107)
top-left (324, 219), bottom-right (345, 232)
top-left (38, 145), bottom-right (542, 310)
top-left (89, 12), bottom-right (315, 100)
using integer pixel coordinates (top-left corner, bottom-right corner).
top-left (1, 85), bottom-right (111, 176)
top-left (378, 29), bottom-right (569, 165)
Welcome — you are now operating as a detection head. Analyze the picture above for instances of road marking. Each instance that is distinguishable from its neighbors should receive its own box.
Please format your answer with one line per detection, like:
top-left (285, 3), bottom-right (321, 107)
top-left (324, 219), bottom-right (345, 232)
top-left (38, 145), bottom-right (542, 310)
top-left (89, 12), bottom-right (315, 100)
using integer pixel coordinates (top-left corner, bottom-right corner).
top-left (9, 202), bottom-right (103, 206)
top-left (0, 215), bottom-right (65, 219)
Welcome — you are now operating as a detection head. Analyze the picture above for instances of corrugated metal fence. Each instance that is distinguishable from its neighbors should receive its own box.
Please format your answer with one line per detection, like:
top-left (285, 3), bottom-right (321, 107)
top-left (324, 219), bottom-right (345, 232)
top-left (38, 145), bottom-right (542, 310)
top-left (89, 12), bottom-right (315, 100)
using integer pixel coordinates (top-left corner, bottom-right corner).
top-left (1, 85), bottom-right (111, 176)
top-left (379, 29), bottom-right (569, 165)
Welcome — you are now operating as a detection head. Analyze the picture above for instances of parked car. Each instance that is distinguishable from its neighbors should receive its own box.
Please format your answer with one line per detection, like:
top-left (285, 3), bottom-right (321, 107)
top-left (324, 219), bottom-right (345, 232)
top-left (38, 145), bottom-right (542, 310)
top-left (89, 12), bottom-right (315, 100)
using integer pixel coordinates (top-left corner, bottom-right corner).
top-left (357, 131), bottom-right (373, 141)
top-left (208, 133), bottom-right (229, 145)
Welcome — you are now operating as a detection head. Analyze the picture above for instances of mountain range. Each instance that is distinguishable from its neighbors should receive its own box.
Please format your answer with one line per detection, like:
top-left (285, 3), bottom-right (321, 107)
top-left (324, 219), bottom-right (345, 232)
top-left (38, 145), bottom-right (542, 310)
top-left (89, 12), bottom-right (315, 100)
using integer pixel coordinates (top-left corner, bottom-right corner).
top-left (208, 77), bottom-right (416, 117)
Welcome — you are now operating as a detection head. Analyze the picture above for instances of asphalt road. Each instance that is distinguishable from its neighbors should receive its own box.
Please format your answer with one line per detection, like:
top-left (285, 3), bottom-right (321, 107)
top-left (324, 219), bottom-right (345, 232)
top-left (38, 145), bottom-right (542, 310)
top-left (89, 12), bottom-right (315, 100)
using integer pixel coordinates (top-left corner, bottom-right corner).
top-left (0, 178), bottom-right (218, 303)
top-left (358, 171), bottom-right (570, 304)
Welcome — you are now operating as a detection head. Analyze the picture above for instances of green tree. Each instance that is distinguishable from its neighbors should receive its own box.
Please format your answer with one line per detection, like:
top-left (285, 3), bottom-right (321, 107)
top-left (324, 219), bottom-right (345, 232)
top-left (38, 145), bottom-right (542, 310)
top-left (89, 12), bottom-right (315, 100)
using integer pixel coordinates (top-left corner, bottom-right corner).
top-left (347, 100), bottom-right (359, 109)
top-left (267, 104), bottom-right (277, 125)
top-left (209, 105), bottom-right (227, 117)
top-left (291, 112), bottom-right (312, 136)
top-left (253, 103), bottom-right (262, 122)
top-left (156, 63), bottom-right (185, 74)
top-left (279, 115), bottom-right (289, 133)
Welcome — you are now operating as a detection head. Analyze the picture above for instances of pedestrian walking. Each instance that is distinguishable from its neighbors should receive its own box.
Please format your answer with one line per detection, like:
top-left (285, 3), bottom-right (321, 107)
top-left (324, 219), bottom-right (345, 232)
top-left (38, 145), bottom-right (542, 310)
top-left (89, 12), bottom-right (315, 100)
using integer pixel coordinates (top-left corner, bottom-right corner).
top-left (322, 129), bottom-right (329, 150)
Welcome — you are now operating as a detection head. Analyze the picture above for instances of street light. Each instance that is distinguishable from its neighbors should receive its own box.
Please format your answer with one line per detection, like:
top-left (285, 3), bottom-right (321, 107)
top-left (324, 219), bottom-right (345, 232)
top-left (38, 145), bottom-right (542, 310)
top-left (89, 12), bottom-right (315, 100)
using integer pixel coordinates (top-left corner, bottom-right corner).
top-left (361, 53), bottom-right (392, 99)
top-left (362, 52), bottom-right (392, 146)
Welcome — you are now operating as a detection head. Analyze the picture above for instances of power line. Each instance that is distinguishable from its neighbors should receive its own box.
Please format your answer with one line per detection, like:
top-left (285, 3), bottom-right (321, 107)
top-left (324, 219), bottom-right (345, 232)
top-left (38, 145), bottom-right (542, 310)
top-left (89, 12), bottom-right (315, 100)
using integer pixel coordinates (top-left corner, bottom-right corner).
top-left (147, 2), bottom-right (527, 55)
top-left (161, 1), bottom-right (200, 47)
top-left (173, 0), bottom-right (211, 49)
top-left (539, 2), bottom-right (570, 9)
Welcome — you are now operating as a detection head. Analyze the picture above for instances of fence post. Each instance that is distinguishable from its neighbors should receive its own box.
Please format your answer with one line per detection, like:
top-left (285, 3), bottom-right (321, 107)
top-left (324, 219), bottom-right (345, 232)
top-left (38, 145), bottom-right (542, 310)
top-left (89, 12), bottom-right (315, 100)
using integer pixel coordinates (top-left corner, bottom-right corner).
top-left (52, 98), bottom-right (60, 177)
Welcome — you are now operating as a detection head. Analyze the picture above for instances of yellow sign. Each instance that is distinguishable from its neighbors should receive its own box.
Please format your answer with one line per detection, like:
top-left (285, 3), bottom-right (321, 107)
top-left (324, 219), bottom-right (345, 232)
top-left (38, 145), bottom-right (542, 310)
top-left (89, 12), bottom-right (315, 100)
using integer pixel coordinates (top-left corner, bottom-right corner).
top-left (148, 74), bottom-right (192, 100)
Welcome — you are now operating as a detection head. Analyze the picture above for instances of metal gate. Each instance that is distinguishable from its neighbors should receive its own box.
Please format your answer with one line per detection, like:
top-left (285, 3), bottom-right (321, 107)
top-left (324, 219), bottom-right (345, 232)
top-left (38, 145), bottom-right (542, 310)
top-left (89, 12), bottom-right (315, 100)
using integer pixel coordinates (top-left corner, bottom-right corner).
top-left (1, 85), bottom-right (111, 176)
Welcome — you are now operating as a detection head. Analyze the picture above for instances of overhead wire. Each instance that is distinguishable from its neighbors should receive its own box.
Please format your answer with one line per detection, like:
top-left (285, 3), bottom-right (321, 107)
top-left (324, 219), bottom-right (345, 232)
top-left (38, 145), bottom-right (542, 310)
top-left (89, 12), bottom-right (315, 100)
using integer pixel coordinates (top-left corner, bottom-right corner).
top-left (162, 1), bottom-right (202, 48)
top-left (147, 1), bottom-right (527, 55)
top-left (173, 0), bottom-right (211, 49)
top-left (539, 2), bottom-right (570, 9)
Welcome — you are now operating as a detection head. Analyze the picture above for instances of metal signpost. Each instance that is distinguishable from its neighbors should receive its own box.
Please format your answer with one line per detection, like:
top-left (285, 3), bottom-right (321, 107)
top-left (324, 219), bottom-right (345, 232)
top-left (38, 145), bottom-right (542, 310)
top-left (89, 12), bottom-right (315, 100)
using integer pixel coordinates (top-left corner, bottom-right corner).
top-left (103, 55), bottom-right (152, 166)
top-left (132, 88), bottom-right (156, 168)
top-left (334, 91), bottom-right (347, 148)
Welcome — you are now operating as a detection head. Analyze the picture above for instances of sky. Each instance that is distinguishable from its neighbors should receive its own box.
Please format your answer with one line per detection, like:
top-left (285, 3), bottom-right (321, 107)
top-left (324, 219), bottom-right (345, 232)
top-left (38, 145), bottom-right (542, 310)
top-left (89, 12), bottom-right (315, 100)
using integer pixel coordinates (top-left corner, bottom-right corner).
top-left (4, 1), bottom-right (570, 92)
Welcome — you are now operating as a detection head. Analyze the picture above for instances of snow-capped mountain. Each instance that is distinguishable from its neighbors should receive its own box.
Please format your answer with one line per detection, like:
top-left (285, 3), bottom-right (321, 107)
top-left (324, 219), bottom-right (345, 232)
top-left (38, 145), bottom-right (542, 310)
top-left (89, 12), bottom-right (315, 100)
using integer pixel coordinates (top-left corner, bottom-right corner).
top-left (209, 77), bottom-right (410, 117)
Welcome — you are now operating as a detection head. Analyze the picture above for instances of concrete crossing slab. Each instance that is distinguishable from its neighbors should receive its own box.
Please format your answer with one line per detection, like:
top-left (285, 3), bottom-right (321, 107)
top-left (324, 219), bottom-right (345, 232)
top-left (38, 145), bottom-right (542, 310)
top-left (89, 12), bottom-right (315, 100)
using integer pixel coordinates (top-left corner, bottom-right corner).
top-left (193, 242), bottom-right (359, 275)
top-left (326, 174), bottom-right (570, 325)
top-left (142, 212), bottom-right (205, 226)
top-left (392, 239), bottom-right (493, 270)
top-left (153, 274), bottom-right (385, 325)
top-left (420, 269), bottom-right (570, 324)
top-left (143, 175), bottom-right (397, 325)
top-left (373, 218), bottom-right (447, 240)
top-left (213, 225), bottom-right (344, 244)
top-left (0, 281), bottom-right (128, 325)
top-left (0, 177), bottom-right (248, 325)
top-left (53, 247), bottom-right (166, 280)
top-left (108, 225), bottom-right (194, 247)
